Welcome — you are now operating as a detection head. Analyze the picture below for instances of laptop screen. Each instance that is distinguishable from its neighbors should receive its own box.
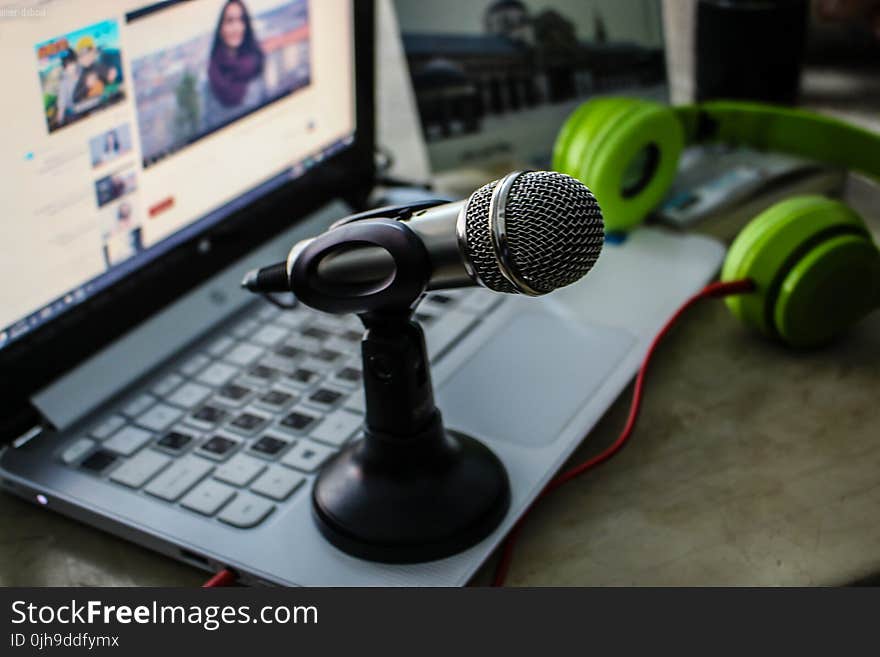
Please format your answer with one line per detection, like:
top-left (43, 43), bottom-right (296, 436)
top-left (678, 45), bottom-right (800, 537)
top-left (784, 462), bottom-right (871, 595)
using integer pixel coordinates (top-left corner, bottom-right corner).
top-left (0, 0), bottom-right (355, 353)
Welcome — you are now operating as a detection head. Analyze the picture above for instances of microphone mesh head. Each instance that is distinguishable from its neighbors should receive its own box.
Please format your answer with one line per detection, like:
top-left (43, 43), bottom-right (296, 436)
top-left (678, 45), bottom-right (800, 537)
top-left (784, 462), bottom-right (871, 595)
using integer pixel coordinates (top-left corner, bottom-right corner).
top-left (463, 171), bottom-right (604, 294)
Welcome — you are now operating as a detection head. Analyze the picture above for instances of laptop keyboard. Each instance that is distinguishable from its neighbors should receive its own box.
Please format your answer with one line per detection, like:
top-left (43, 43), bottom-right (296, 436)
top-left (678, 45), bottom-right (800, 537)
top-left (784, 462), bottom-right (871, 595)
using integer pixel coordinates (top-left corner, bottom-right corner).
top-left (57, 288), bottom-right (503, 529)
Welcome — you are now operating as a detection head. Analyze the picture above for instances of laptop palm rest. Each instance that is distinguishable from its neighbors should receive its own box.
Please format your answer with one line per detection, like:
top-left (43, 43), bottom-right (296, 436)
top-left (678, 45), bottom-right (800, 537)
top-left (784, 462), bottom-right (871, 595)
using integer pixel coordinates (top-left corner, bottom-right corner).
top-left (437, 312), bottom-right (634, 447)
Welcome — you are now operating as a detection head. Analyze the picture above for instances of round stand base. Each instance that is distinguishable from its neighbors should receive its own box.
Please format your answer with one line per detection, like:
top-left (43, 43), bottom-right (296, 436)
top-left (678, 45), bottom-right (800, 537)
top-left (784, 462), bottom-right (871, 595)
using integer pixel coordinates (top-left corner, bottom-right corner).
top-left (312, 430), bottom-right (510, 563)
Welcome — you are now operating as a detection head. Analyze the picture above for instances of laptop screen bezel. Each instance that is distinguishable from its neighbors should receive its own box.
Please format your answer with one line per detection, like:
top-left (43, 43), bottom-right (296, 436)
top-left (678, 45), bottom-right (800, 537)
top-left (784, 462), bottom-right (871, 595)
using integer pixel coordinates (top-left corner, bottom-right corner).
top-left (0, 0), bottom-right (375, 443)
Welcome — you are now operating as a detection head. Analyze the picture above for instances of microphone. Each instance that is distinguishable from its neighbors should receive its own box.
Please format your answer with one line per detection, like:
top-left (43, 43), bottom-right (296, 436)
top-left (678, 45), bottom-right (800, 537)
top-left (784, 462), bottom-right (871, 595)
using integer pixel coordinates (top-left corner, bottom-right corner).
top-left (242, 170), bottom-right (604, 299)
top-left (245, 172), bottom-right (603, 562)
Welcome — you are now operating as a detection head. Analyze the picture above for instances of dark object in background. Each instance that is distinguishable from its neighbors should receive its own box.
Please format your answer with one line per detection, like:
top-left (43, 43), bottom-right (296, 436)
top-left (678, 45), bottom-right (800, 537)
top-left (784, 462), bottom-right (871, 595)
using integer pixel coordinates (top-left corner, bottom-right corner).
top-left (696, 0), bottom-right (809, 104)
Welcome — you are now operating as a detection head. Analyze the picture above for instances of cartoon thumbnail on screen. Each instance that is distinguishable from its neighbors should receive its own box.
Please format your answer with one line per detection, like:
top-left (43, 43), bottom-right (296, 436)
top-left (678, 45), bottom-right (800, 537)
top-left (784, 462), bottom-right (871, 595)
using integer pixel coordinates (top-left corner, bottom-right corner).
top-left (36, 19), bottom-right (126, 133)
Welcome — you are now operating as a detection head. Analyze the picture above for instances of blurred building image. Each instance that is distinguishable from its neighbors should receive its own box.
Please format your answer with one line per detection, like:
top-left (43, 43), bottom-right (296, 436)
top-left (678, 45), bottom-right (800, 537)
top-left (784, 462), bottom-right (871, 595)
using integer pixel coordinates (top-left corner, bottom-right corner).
top-left (402, 0), bottom-right (665, 141)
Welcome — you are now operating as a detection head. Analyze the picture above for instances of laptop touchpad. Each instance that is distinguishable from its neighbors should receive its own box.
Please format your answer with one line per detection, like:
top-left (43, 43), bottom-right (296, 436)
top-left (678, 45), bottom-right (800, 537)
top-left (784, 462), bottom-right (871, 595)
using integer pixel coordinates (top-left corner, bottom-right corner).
top-left (437, 311), bottom-right (634, 448)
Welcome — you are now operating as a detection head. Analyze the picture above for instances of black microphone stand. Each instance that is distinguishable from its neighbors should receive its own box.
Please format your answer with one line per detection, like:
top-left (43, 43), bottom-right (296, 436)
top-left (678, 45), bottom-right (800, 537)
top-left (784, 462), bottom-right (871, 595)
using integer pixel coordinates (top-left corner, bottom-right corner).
top-left (290, 216), bottom-right (510, 563)
top-left (313, 307), bottom-right (510, 563)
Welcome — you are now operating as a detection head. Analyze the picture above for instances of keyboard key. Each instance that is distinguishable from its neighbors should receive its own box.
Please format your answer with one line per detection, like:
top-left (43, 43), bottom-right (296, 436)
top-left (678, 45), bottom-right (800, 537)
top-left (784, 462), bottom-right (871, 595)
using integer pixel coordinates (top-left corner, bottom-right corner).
top-left (281, 440), bottom-right (335, 472)
top-left (279, 410), bottom-right (318, 433)
top-left (166, 382), bottom-right (212, 409)
top-left (274, 308), bottom-right (308, 328)
top-left (254, 388), bottom-right (295, 412)
top-left (313, 348), bottom-right (343, 363)
top-left (144, 455), bottom-right (213, 501)
top-left (302, 326), bottom-right (331, 341)
top-left (245, 364), bottom-right (282, 382)
top-left (224, 343), bottom-right (264, 367)
top-left (425, 309), bottom-right (478, 361)
top-left (231, 318), bottom-right (259, 339)
top-left (134, 403), bottom-right (183, 433)
top-left (220, 382), bottom-right (253, 399)
top-left (80, 449), bottom-right (117, 473)
top-left (340, 329), bottom-right (362, 343)
top-left (90, 414), bottom-right (126, 440)
top-left (156, 429), bottom-right (195, 453)
top-left (333, 366), bottom-right (362, 386)
top-left (181, 479), bottom-right (237, 516)
top-left (186, 404), bottom-right (229, 429)
top-left (305, 387), bottom-right (344, 410)
top-left (61, 437), bottom-right (95, 465)
top-left (218, 492), bottom-right (275, 528)
top-left (228, 411), bottom-right (268, 435)
top-left (252, 325), bottom-right (289, 346)
top-left (323, 336), bottom-right (358, 354)
top-left (109, 450), bottom-right (171, 488)
top-left (180, 353), bottom-right (210, 377)
top-left (104, 426), bottom-right (153, 456)
top-left (214, 382), bottom-right (253, 406)
top-left (310, 409), bottom-right (362, 447)
top-left (121, 393), bottom-right (156, 418)
top-left (299, 356), bottom-right (338, 373)
top-left (151, 373), bottom-right (184, 397)
top-left (256, 352), bottom-right (294, 371)
top-left (198, 434), bottom-right (240, 460)
top-left (206, 336), bottom-right (235, 357)
top-left (343, 390), bottom-right (366, 414)
top-left (252, 379), bottom-right (288, 403)
top-left (250, 434), bottom-right (291, 458)
top-left (214, 453), bottom-right (266, 487)
top-left (250, 466), bottom-right (305, 501)
top-left (257, 304), bottom-right (281, 321)
top-left (196, 362), bottom-right (238, 387)
top-left (273, 344), bottom-right (304, 360)
top-left (282, 367), bottom-right (319, 388)
top-left (283, 334), bottom-right (322, 354)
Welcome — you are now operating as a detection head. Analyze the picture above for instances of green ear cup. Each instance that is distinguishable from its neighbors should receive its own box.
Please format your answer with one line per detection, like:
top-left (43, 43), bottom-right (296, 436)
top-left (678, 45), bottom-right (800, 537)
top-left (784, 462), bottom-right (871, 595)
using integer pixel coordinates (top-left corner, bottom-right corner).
top-left (775, 234), bottom-right (880, 347)
top-left (553, 97), bottom-right (684, 232)
top-left (721, 195), bottom-right (879, 347)
top-left (552, 97), bottom-right (623, 175)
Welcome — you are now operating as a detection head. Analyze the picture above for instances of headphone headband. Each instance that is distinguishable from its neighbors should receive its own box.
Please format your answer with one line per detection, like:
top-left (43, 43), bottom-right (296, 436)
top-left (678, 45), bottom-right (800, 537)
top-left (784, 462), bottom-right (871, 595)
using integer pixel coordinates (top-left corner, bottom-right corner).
top-left (674, 102), bottom-right (880, 182)
top-left (552, 97), bottom-right (880, 233)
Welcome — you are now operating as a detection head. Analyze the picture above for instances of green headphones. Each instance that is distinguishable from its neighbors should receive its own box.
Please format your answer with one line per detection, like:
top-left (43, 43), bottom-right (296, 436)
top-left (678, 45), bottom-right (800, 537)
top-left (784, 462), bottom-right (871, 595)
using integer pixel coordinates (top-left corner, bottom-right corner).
top-left (553, 97), bottom-right (880, 348)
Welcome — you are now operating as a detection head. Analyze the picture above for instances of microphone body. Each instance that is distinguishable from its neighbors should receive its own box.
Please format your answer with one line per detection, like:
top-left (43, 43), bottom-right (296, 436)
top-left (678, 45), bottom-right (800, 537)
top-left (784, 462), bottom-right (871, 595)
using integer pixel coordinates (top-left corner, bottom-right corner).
top-left (243, 200), bottom-right (471, 294)
top-left (243, 171), bottom-right (605, 307)
top-left (309, 200), bottom-right (471, 291)
top-left (405, 200), bottom-right (471, 290)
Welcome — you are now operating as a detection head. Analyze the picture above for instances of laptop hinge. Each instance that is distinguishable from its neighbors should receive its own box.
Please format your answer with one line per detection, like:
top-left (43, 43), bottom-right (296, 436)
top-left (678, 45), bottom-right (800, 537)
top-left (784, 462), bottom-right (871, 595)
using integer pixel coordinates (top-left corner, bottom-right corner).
top-left (31, 201), bottom-right (348, 432)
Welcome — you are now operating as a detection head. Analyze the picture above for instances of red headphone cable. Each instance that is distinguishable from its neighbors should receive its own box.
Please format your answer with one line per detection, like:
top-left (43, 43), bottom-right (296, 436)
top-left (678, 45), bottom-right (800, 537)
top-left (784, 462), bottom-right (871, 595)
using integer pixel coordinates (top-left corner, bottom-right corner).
top-left (203, 568), bottom-right (237, 588)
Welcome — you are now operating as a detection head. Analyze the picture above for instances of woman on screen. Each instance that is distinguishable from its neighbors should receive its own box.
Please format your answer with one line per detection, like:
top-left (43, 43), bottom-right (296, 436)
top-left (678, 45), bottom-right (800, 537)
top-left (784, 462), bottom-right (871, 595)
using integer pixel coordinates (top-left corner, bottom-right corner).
top-left (202, 0), bottom-right (266, 130)
top-left (100, 130), bottom-right (121, 164)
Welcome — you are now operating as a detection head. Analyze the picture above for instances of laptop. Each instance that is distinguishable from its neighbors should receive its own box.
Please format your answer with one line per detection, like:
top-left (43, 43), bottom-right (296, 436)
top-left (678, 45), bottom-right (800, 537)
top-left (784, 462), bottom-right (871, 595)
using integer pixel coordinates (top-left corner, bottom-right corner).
top-left (0, 0), bottom-right (725, 586)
